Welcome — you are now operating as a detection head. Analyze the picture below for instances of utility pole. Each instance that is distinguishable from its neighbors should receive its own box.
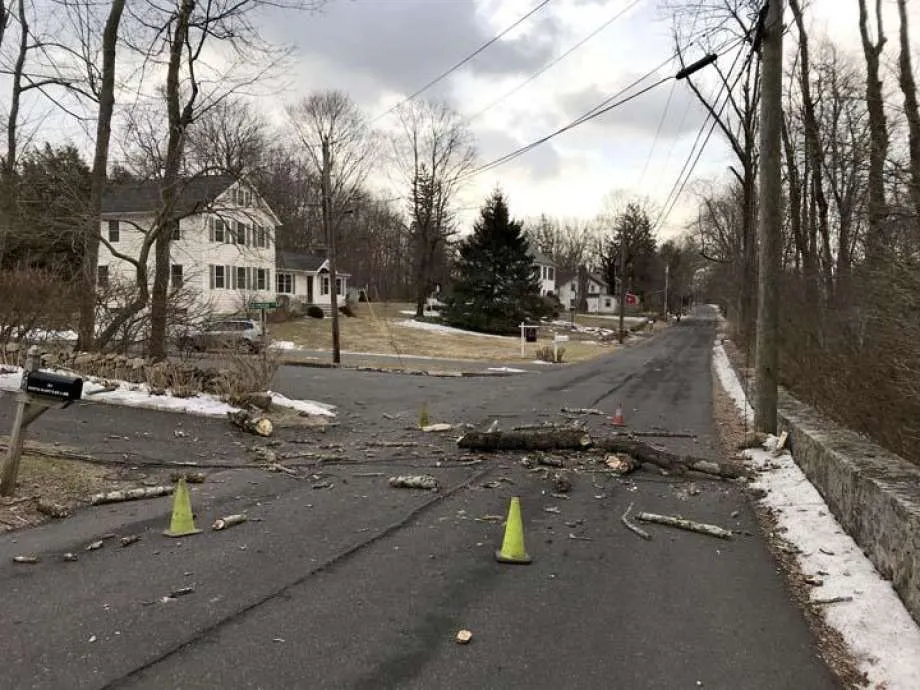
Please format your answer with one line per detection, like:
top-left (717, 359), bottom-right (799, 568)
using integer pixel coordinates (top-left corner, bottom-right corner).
top-left (663, 263), bottom-right (670, 320)
top-left (617, 227), bottom-right (627, 344)
top-left (754, 0), bottom-right (784, 433)
top-left (321, 138), bottom-right (342, 365)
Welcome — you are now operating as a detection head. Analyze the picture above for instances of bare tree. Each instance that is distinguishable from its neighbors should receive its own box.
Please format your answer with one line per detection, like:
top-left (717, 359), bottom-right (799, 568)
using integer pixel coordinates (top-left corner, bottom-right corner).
top-left (185, 97), bottom-right (268, 176)
top-left (895, 0), bottom-right (920, 225)
top-left (857, 0), bottom-right (890, 264)
top-left (287, 90), bottom-right (375, 363)
top-left (76, 0), bottom-right (126, 350)
top-left (392, 100), bottom-right (475, 318)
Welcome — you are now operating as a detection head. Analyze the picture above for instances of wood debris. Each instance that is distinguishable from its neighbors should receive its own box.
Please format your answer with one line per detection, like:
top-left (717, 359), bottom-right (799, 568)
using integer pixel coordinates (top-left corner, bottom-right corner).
top-left (120, 535), bottom-right (141, 547)
top-left (89, 485), bottom-right (173, 506)
top-left (388, 474), bottom-right (439, 491)
top-left (421, 423), bottom-right (454, 433)
top-left (560, 407), bottom-right (606, 416)
top-left (36, 500), bottom-right (69, 519)
top-left (13, 555), bottom-right (39, 564)
top-left (456, 629), bottom-right (473, 644)
top-left (814, 595), bottom-right (853, 605)
top-left (227, 410), bottom-right (273, 437)
top-left (635, 512), bottom-right (733, 539)
top-left (620, 502), bottom-right (651, 541)
top-left (604, 454), bottom-right (641, 475)
top-left (212, 514), bottom-right (247, 530)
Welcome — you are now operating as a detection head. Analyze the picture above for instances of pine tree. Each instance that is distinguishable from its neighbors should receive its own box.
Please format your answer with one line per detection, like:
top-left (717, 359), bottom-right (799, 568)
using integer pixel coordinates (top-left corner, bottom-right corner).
top-left (446, 189), bottom-right (548, 334)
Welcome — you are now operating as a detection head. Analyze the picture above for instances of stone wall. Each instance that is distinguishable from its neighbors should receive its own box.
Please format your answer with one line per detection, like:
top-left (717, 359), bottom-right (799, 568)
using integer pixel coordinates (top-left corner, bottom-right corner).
top-left (778, 390), bottom-right (920, 625)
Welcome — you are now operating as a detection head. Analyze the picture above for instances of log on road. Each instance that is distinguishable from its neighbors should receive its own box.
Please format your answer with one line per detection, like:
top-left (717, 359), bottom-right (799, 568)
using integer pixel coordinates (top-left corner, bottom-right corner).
top-left (457, 429), bottom-right (592, 452)
top-left (593, 438), bottom-right (749, 479)
top-left (456, 430), bottom-right (748, 479)
top-left (228, 410), bottom-right (273, 437)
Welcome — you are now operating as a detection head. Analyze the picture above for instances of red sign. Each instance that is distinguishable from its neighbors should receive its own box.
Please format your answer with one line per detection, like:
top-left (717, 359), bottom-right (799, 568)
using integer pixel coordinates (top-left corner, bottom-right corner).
top-left (625, 292), bottom-right (639, 306)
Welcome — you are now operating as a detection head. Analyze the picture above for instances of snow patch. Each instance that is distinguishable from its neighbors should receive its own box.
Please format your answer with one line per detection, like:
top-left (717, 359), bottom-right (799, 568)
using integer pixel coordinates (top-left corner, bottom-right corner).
top-left (395, 319), bottom-right (512, 339)
top-left (0, 366), bottom-right (336, 419)
top-left (486, 367), bottom-right (530, 374)
top-left (267, 391), bottom-right (335, 417)
top-left (714, 343), bottom-right (920, 689)
top-left (269, 340), bottom-right (302, 351)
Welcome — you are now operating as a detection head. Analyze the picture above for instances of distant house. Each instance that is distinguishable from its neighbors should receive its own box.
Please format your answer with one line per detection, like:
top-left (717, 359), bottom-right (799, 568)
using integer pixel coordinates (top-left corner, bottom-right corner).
top-left (99, 174), bottom-right (280, 315)
top-left (527, 244), bottom-right (556, 296)
top-left (557, 270), bottom-right (618, 314)
top-left (276, 250), bottom-right (350, 311)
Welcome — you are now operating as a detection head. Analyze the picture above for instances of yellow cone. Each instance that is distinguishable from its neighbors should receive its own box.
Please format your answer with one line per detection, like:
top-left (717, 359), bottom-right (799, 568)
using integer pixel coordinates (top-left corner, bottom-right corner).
top-left (495, 497), bottom-right (531, 564)
top-left (163, 478), bottom-right (202, 538)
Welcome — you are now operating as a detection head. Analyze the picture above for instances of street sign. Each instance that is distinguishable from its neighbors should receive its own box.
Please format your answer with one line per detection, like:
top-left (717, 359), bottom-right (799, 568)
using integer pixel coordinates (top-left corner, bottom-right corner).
top-left (251, 301), bottom-right (277, 310)
top-left (554, 334), bottom-right (569, 343)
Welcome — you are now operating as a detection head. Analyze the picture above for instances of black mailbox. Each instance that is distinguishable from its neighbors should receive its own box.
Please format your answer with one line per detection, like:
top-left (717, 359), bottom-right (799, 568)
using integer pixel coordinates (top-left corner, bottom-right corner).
top-left (25, 371), bottom-right (83, 401)
top-left (524, 326), bottom-right (538, 343)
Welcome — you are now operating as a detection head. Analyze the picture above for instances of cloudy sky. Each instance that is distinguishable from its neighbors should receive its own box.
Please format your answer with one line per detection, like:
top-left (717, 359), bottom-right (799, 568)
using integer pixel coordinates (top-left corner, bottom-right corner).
top-left (250, 0), bottom-right (908, 239)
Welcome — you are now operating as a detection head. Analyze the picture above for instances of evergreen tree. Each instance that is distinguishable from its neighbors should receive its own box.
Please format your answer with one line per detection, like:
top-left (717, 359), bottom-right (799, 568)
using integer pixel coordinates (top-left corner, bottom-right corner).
top-left (446, 189), bottom-right (548, 334)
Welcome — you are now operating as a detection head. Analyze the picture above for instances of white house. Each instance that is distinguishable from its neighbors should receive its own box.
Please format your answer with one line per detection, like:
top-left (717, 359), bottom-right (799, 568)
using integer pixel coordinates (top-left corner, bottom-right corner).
top-left (557, 270), bottom-right (619, 314)
top-left (527, 245), bottom-right (557, 296)
top-left (98, 175), bottom-right (280, 316)
top-left (276, 250), bottom-right (350, 311)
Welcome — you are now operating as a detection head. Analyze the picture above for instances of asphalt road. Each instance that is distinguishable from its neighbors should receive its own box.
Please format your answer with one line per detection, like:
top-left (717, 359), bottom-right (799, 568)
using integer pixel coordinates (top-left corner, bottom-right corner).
top-left (0, 307), bottom-right (838, 689)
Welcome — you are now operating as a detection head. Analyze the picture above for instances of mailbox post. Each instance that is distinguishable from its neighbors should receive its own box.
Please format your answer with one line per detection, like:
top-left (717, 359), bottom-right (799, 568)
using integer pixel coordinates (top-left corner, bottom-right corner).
top-left (0, 346), bottom-right (83, 496)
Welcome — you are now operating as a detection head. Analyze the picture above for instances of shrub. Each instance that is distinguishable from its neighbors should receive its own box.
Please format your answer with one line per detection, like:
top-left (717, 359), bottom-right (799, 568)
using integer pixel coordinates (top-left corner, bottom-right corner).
top-left (339, 304), bottom-right (356, 317)
top-left (213, 350), bottom-right (280, 407)
top-left (535, 345), bottom-right (565, 363)
top-left (307, 305), bottom-right (325, 319)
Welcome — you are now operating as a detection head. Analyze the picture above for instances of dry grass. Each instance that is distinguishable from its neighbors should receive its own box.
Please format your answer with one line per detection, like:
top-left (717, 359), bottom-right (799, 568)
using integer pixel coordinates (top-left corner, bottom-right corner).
top-left (268, 302), bottom-right (626, 364)
top-left (0, 450), bottom-right (125, 532)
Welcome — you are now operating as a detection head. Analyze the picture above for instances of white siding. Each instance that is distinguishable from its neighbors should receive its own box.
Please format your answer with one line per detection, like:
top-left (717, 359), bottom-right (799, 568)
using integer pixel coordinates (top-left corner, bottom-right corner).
top-left (98, 194), bottom-right (277, 316)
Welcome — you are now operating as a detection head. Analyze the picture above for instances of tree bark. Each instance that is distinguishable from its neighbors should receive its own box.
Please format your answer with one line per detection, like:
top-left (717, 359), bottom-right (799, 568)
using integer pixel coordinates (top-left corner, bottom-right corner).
top-left (896, 0), bottom-right (920, 225)
top-left (754, 0), bottom-right (784, 434)
top-left (78, 0), bottom-right (126, 351)
top-left (457, 429), bottom-right (592, 452)
top-left (150, 0), bottom-right (196, 361)
top-left (858, 0), bottom-right (890, 265)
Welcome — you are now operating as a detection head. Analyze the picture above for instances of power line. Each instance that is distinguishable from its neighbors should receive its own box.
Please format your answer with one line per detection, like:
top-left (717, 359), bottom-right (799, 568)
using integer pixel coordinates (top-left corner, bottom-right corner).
top-left (652, 41), bottom-right (755, 234)
top-left (371, 0), bottom-right (553, 124)
top-left (466, 58), bottom-right (676, 180)
top-left (636, 77), bottom-right (677, 188)
top-left (465, 35), bottom-right (742, 182)
top-left (466, 0), bottom-right (643, 122)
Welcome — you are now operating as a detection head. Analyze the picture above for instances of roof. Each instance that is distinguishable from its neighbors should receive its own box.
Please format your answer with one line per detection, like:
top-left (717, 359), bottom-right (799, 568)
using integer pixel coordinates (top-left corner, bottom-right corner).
top-left (277, 251), bottom-right (327, 272)
top-left (557, 270), bottom-right (609, 291)
top-left (101, 174), bottom-right (237, 215)
top-left (277, 250), bottom-right (351, 277)
top-left (526, 242), bottom-right (555, 267)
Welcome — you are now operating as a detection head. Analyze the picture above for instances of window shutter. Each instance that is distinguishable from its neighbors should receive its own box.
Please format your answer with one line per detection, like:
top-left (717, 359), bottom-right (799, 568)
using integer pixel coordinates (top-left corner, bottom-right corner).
top-left (208, 217), bottom-right (215, 242)
top-left (230, 266), bottom-right (237, 290)
top-left (209, 265), bottom-right (215, 290)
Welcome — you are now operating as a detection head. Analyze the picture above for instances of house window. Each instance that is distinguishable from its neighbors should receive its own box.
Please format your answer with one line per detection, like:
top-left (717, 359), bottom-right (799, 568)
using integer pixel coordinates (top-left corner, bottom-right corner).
top-left (171, 224), bottom-right (181, 241)
top-left (211, 265), bottom-right (226, 289)
top-left (107, 220), bottom-right (119, 242)
top-left (171, 264), bottom-right (183, 289)
top-left (336, 277), bottom-right (343, 295)
top-left (97, 265), bottom-right (109, 287)
top-left (235, 221), bottom-right (247, 245)
top-left (277, 272), bottom-right (294, 294)
top-left (212, 218), bottom-right (226, 243)
top-left (256, 268), bottom-right (268, 291)
top-left (320, 275), bottom-right (330, 296)
top-left (254, 225), bottom-right (268, 248)
top-left (236, 266), bottom-right (247, 290)
top-left (548, 267), bottom-right (554, 281)
top-left (605, 298), bottom-right (612, 308)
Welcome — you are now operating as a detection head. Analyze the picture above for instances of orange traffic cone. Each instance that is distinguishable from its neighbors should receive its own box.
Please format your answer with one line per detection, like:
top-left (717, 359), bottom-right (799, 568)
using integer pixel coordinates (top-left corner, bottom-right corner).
top-left (611, 403), bottom-right (626, 427)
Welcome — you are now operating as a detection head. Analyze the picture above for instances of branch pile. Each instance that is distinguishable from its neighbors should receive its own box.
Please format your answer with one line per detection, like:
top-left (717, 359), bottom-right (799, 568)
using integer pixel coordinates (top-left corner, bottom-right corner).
top-left (456, 430), bottom-right (748, 479)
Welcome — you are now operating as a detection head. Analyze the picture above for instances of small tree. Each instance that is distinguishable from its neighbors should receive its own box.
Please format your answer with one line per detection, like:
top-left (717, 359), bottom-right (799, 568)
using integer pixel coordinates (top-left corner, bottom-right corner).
top-left (446, 190), bottom-right (548, 335)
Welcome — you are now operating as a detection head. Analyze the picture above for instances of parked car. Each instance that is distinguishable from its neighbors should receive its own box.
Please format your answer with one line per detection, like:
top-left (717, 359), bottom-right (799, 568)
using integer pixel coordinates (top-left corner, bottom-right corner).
top-left (177, 319), bottom-right (264, 353)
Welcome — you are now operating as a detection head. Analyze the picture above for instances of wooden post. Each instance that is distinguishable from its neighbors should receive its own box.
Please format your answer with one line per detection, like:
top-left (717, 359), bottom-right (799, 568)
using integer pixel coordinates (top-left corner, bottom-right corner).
top-left (1, 346), bottom-right (40, 496)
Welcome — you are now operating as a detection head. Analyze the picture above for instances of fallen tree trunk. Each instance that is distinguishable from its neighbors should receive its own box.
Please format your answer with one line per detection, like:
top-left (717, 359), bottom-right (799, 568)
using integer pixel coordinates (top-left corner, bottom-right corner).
top-left (456, 431), bottom-right (747, 479)
top-left (457, 429), bottom-right (592, 452)
top-left (593, 438), bottom-right (749, 479)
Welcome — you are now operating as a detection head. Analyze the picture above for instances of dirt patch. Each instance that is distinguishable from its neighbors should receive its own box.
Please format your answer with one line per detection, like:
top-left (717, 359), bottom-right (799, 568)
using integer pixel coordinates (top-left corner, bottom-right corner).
top-left (0, 450), bottom-right (129, 532)
top-left (711, 368), bottom-right (868, 688)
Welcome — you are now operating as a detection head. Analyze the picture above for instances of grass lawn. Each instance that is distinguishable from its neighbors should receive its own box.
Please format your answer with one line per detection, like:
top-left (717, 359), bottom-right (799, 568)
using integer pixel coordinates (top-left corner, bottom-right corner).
top-left (268, 302), bottom-right (655, 364)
